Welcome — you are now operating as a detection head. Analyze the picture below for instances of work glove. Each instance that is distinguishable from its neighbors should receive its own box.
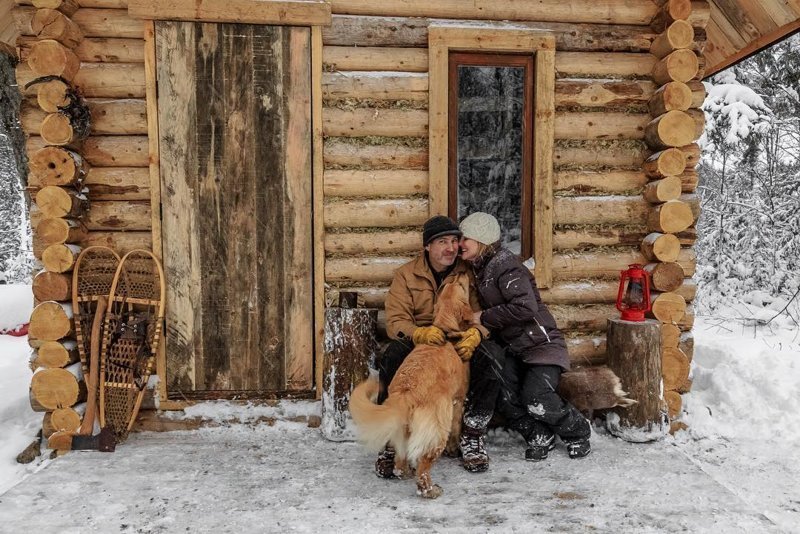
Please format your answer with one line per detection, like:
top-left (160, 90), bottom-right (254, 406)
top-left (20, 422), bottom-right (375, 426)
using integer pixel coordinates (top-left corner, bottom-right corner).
top-left (412, 325), bottom-right (446, 346)
top-left (454, 327), bottom-right (482, 361)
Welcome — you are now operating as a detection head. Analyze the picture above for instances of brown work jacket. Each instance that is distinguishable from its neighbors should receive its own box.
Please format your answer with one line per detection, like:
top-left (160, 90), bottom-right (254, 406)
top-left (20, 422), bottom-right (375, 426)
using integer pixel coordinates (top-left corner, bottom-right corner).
top-left (385, 254), bottom-right (482, 340)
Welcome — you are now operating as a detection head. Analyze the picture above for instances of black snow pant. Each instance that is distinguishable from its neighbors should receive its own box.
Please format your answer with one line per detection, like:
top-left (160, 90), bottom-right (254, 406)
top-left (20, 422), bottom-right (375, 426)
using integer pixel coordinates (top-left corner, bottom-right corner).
top-left (497, 357), bottom-right (590, 446)
top-left (375, 338), bottom-right (506, 432)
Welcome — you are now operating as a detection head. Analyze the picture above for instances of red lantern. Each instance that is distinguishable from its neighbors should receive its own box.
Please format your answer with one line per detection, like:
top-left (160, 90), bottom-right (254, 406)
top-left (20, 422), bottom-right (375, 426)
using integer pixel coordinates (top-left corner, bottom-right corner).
top-left (616, 264), bottom-right (651, 322)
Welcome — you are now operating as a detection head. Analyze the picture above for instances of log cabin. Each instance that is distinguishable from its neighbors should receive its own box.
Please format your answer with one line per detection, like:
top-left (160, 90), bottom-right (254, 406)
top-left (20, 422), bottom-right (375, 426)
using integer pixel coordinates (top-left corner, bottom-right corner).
top-left (2, 0), bottom-right (799, 438)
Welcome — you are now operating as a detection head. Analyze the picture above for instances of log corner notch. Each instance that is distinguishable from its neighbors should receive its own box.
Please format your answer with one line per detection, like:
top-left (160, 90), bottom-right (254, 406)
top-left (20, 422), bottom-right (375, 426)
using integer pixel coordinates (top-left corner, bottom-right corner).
top-left (641, 0), bottom-right (709, 432)
top-left (126, 0), bottom-right (332, 26)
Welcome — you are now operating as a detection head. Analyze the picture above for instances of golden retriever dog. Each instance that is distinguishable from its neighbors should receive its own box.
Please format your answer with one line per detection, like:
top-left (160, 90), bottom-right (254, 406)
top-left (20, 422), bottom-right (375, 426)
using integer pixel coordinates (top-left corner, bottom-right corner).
top-left (349, 274), bottom-right (473, 499)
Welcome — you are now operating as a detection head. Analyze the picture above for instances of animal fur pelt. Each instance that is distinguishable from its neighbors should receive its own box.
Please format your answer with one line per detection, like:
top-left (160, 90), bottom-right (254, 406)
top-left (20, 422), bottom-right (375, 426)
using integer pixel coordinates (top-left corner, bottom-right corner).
top-left (349, 274), bottom-right (473, 499)
top-left (558, 366), bottom-right (637, 418)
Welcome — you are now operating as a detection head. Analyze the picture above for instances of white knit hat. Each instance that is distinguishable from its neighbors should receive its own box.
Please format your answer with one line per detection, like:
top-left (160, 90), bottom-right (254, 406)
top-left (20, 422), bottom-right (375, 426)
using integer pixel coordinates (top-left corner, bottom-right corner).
top-left (459, 212), bottom-right (501, 246)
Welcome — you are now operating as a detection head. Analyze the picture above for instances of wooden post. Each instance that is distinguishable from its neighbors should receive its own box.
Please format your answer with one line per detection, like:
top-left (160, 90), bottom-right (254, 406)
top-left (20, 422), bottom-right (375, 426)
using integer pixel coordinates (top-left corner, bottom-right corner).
top-left (605, 318), bottom-right (668, 442)
top-left (321, 293), bottom-right (378, 442)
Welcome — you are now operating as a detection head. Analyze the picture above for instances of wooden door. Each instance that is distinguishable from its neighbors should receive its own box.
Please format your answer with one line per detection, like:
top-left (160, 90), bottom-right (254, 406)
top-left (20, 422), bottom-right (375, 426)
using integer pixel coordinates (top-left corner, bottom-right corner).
top-left (156, 21), bottom-right (313, 398)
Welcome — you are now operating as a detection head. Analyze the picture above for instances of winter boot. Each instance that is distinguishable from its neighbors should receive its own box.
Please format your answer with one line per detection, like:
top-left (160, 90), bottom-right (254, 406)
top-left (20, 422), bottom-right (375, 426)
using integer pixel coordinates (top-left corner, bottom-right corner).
top-left (565, 438), bottom-right (591, 459)
top-left (459, 426), bottom-right (489, 473)
top-left (524, 434), bottom-right (556, 462)
top-left (374, 445), bottom-right (397, 478)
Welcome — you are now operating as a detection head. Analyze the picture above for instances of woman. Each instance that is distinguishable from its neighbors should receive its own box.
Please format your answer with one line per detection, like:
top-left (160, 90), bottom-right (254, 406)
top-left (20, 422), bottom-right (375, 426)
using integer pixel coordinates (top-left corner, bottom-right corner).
top-left (458, 212), bottom-right (591, 460)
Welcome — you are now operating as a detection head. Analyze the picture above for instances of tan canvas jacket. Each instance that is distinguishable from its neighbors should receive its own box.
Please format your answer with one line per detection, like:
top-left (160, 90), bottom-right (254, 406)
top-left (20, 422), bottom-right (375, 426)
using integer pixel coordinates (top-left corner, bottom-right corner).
top-left (385, 254), bottom-right (483, 340)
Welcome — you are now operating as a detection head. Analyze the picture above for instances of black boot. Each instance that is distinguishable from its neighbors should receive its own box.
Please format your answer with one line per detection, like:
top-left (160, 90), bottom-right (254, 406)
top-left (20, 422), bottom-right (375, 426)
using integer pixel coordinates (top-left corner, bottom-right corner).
top-left (565, 438), bottom-right (591, 459)
top-left (525, 434), bottom-right (556, 462)
top-left (374, 445), bottom-right (397, 478)
top-left (459, 426), bottom-right (489, 473)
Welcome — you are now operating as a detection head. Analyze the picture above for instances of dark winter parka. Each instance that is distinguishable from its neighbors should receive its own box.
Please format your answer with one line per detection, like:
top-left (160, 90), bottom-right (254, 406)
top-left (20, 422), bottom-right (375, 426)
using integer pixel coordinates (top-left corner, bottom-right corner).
top-left (473, 247), bottom-right (570, 371)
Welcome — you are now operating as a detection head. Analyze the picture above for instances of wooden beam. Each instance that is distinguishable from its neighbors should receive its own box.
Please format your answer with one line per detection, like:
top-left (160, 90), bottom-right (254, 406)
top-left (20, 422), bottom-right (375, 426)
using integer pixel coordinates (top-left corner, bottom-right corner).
top-left (705, 19), bottom-right (800, 78)
top-left (128, 0), bottom-right (332, 26)
top-left (312, 26), bottom-right (325, 399)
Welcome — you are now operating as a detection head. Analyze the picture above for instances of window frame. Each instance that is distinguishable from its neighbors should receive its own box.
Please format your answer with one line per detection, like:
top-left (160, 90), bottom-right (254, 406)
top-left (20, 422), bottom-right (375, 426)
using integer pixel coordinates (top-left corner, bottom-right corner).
top-left (428, 26), bottom-right (555, 287)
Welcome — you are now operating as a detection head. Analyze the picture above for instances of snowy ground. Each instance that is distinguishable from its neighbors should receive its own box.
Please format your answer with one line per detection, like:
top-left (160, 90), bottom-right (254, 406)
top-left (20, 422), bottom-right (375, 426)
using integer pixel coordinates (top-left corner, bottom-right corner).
top-left (1, 285), bottom-right (798, 533)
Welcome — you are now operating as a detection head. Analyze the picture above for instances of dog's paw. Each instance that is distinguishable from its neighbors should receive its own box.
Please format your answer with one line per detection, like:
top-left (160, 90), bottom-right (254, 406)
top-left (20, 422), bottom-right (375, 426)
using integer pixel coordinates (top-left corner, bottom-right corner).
top-left (418, 484), bottom-right (443, 499)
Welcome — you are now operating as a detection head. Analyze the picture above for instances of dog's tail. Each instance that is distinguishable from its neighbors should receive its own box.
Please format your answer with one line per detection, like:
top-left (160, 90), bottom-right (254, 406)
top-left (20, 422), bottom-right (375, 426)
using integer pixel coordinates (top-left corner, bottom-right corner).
top-left (348, 376), bottom-right (407, 452)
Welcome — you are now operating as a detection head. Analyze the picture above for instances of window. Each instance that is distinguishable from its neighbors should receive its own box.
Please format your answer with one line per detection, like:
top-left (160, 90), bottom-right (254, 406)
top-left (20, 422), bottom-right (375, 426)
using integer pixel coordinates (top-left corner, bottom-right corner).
top-left (448, 53), bottom-right (534, 257)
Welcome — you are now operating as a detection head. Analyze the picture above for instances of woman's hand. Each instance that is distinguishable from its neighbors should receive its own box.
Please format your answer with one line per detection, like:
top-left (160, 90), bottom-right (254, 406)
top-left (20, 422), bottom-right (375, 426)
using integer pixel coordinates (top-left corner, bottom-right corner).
top-left (471, 311), bottom-right (482, 326)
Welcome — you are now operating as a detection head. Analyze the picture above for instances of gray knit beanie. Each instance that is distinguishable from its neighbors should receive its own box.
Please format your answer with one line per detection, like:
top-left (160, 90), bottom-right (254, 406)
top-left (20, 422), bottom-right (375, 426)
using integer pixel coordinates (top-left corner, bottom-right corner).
top-left (459, 212), bottom-right (501, 246)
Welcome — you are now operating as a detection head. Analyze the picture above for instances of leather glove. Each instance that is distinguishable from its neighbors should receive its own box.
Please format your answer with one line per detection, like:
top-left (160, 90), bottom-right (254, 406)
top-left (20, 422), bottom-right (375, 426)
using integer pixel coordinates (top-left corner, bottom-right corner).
top-left (454, 327), bottom-right (482, 361)
top-left (412, 325), bottom-right (446, 346)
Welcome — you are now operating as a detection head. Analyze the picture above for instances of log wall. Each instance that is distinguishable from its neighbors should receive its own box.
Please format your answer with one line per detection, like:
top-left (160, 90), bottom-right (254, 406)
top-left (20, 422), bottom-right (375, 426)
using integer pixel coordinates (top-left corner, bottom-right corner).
top-left (10, 0), bottom-right (708, 399)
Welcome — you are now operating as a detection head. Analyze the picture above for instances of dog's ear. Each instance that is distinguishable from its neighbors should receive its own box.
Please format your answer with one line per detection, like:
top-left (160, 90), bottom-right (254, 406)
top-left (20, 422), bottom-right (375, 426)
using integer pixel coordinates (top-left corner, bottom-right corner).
top-left (460, 304), bottom-right (473, 325)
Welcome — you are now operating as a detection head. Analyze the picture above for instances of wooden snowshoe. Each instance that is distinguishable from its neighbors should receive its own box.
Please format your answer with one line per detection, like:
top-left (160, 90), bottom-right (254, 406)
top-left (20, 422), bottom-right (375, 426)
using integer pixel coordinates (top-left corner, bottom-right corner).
top-left (72, 246), bottom-right (121, 440)
top-left (99, 250), bottom-right (165, 442)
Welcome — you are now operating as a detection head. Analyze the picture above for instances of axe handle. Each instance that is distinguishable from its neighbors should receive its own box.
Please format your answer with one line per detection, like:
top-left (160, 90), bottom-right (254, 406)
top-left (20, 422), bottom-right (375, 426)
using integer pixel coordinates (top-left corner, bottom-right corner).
top-left (77, 296), bottom-right (107, 435)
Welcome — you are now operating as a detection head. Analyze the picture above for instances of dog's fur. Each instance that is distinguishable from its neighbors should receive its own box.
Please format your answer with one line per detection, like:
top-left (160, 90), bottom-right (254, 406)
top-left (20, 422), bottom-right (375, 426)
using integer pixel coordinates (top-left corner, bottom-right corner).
top-left (349, 274), bottom-right (473, 499)
top-left (558, 366), bottom-right (637, 419)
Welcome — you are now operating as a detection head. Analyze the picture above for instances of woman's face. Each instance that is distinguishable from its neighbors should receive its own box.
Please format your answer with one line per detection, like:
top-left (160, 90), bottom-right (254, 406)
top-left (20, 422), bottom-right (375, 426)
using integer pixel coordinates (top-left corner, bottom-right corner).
top-left (459, 237), bottom-right (481, 262)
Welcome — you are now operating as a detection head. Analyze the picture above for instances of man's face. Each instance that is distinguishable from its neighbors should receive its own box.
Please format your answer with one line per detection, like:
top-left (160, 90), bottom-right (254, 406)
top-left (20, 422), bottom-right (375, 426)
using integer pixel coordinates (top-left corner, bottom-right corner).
top-left (425, 235), bottom-right (460, 272)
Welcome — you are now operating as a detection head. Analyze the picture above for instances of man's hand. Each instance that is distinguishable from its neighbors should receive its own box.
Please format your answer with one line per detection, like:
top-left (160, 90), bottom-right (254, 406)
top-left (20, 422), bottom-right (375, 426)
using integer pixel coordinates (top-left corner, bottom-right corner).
top-left (454, 327), bottom-right (482, 361)
top-left (412, 325), bottom-right (446, 346)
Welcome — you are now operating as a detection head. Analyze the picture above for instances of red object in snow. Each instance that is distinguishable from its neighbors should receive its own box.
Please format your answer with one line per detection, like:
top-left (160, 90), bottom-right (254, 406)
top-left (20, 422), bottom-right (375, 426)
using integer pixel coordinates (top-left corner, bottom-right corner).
top-left (3, 323), bottom-right (29, 337)
top-left (616, 264), bottom-right (651, 322)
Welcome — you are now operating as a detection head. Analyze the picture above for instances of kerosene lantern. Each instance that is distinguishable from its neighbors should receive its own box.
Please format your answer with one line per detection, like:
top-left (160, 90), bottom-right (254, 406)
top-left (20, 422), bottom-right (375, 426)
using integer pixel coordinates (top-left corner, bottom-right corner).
top-left (616, 264), bottom-right (651, 321)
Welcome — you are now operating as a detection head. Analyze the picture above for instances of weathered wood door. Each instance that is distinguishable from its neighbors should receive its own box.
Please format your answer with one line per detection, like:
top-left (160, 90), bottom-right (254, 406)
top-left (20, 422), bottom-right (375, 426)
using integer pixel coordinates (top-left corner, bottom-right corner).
top-left (156, 22), bottom-right (313, 398)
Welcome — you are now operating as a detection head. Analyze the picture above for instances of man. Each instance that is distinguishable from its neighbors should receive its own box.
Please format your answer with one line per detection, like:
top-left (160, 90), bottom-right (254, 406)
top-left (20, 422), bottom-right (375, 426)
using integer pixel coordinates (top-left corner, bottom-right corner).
top-left (375, 215), bottom-right (506, 476)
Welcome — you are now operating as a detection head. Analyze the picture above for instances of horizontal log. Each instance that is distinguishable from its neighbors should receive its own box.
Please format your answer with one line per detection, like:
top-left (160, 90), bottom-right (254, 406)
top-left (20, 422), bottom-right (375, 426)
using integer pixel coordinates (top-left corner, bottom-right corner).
top-left (129, 0), bottom-right (331, 26)
top-left (648, 81), bottom-right (692, 115)
top-left (323, 15), bottom-right (656, 52)
top-left (679, 331), bottom-right (694, 362)
top-left (554, 196), bottom-right (649, 225)
top-left (29, 301), bottom-right (73, 341)
top-left (17, 0), bottom-right (128, 7)
top-left (31, 166), bottom-right (150, 200)
top-left (652, 49), bottom-right (698, 85)
top-left (19, 35), bottom-right (144, 63)
top-left (552, 249), bottom-right (695, 281)
top-left (76, 230), bottom-right (153, 254)
top-left (661, 322), bottom-right (681, 349)
top-left (333, 279), bottom-right (698, 308)
top-left (555, 79), bottom-right (655, 108)
top-left (650, 0), bottom-right (691, 33)
top-left (641, 232), bottom-right (680, 262)
top-left (554, 170), bottom-right (647, 194)
top-left (642, 175), bottom-right (682, 203)
top-left (325, 249), bottom-right (695, 283)
top-left (22, 98), bottom-right (147, 135)
top-left (324, 169), bottom-right (428, 197)
top-left (664, 389), bottom-right (682, 419)
top-left (322, 72), bottom-right (428, 101)
top-left (553, 226), bottom-right (647, 250)
top-left (324, 198), bottom-right (428, 228)
top-left (41, 111), bottom-right (89, 145)
top-left (41, 243), bottom-right (81, 273)
top-left (30, 364), bottom-right (85, 411)
top-left (32, 0), bottom-right (79, 16)
top-left (31, 8), bottom-right (83, 48)
top-left (662, 346), bottom-right (689, 390)
top-left (643, 148), bottom-right (686, 178)
top-left (323, 108), bottom-right (427, 137)
top-left (32, 270), bottom-right (72, 302)
top-left (34, 216), bottom-right (88, 246)
top-left (28, 146), bottom-right (87, 187)
top-left (327, 0), bottom-right (658, 25)
top-left (555, 112), bottom-right (648, 140)
top-left (680, 169), bottom-right (698, 193)
top-left (554, 141), bottom-right (648, 169)
top-left (556, 52), bottom-right (656, 78)
top-left (680, 143), bottom-right (700, 168)
top-left (42, 407), bottom-right (82, 438)
top-left (323, 139), bottom-right (428, 169)
top-left (644, 261), bottom-right (685, 292)
top-left (687, 80), bottom-right (706, 108)
top-left (35, 78), bottom-right (72, 113)
top-left (35, 185), bottom-right (88, 218)
top-left (83, 200), bottom-right (151, 231)
top-left (647, 199), bottom-right (694, 233)
top-left (325, 230), bottom-right (420, 255)
top-left (650, 20), bottom-right (694, 59)
top-left (17, 62), bottom-right (145, 98)
top-left (34, 340), bottom-right (79, 369)
top-left (550, 304), bottom-right (619, 332)
top-left (565, 336), bottom-right (607, 367)
top-left (28, 135), bottom-right (150, 166)
top-left (645, 110), bottom-right (696, 150)
top-left (322, 46), bottom-right (427, 72)
top-left (27, 39), bottom-right (80, 80)
top-left (649, 291), bottom-right (686, 323)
